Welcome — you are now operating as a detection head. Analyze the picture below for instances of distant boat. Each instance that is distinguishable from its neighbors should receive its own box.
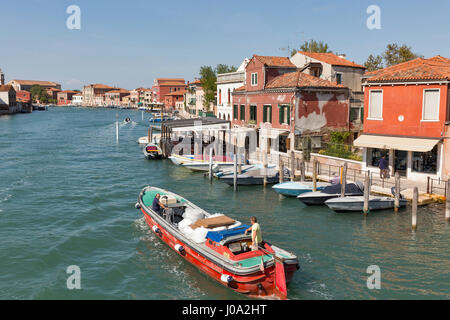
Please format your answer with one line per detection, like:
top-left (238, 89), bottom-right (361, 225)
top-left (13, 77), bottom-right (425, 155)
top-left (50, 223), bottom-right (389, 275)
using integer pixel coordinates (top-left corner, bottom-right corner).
top-left (272, 181), bottom-right (331, 197)
top-left (297, 182), bottom-right (364, 205)
top-left (143, 143), bottom-right (162, 160)
top-left (325, 196), bottom-right (408, 212)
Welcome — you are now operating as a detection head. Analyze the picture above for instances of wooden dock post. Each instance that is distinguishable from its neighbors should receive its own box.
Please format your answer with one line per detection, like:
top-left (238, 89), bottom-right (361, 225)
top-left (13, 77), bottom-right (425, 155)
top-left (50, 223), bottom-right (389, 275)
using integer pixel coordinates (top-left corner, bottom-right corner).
top-left (279, 154), bottom-right (284, 183)
top-left (208, 148), bottom-right (213, 182)
top-left (446, 180), bottom-right (450, 222)
top-left (290, 151), bottom-right (295, 182)
top-left (263, 152), bottom-right (268, 188)
top-left (233, 151), bottom-right (238, 192)
top-left (312, 159), bottom-right (317, 192)
top-left (300, 160), bottom-right (305, 182)
top-left (341, 163), bottom-right (348, 198)
top-left (394, 172), bottom-right (400, 212)
top-left (364, 172), bottom-right (370, 215)
top-left (238, 148), bottom-right (242, 174)
top-left (412, 187), bottom-right (418, 230)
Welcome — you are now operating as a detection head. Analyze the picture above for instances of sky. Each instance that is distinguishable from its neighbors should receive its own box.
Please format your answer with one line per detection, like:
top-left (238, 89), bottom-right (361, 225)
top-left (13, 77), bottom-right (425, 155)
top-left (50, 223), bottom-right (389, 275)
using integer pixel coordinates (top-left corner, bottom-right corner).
top-left (0, 0), bottom-right (449, 90)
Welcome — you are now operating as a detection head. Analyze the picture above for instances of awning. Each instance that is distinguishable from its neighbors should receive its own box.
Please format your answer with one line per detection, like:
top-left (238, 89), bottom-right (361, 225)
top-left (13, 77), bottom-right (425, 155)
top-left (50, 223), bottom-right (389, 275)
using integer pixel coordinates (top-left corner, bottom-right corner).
top-left (354, 135), bottom-right (440, 152)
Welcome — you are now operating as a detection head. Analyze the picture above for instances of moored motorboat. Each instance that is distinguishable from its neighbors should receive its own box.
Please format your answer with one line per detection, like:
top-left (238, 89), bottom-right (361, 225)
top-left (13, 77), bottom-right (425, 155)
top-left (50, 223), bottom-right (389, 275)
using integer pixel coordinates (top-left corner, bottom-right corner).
top-left (168, 154), bottom-right (196, 165)
top-left (297, 182), bottom-right (364, 205)
top-left (325, 196), bottom-right (408, 212)
top-left (219, 167), bottom-right (287, 186)
top-left (180, 155), bottom-right (235, 172)
top-left (272, 181), bottom-right (331, 197)
top-left (143, 143), bottom-right (163, 159)
top-left (136, 186), bottom-right (299, 299)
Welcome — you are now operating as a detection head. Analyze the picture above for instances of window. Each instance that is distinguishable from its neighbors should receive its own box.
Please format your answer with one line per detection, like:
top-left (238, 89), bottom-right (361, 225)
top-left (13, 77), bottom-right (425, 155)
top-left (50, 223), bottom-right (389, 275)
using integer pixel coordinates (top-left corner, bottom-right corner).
top-left (336, 73), bottom-right (343, 85)
top-left (263, 105), bottom-right (272, 123)
top-left (368, 90), bottom-right (383, 120)
top-left (227, 89), bottom-right (231, 104)
top-left (250, 105), bottom-right (257, 122)
top-left (279, 105), bottom-right (290, 125)
top-left (412, 146), bottom-right (438, 174)
top-left (368, 148), bottom-right (389, 167)
top-left (218, 89), bottom-right (222, 105)
top-left (350, 107), bottom-right (361, 121)
top-left (240, 105), bottom-right (245, 121)
top-left (422, 89), bottom-right (440, 121)
top-left (251, 73), bottom-right (258, 86)
top-left (233, 105), bottom-right (238, 120)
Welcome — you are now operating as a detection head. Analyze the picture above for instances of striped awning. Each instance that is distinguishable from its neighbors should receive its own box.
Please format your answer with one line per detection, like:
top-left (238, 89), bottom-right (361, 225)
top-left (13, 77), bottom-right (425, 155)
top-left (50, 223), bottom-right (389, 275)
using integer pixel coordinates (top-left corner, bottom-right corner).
top-left (354, 135), bottom-right (440, 152)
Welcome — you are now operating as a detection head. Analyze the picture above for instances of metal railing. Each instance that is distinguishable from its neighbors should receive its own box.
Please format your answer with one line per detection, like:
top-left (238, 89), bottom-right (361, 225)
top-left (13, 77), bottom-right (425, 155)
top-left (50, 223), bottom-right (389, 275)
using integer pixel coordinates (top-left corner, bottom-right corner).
top-left (427, 177), bottom-right (448, 196)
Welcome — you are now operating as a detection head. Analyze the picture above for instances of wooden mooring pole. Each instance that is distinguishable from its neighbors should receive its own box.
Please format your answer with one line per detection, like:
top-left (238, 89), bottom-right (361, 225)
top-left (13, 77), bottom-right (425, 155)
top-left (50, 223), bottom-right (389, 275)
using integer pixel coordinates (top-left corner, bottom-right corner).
top-left (263, 152), bottom-right (268, 188)
top-left (233, 151), bottom-right (238, 192)
top-left (279, 154), bottom-right (284, 184)
top-left (394, 172), bottom-right (400, 213)
top-left (208, 148), bottom-right (213, 182)
top-left (446, 180), bottom-right (450, 222)
top-left (312, 159), bottom-right (317, 192)
top-left (341, 163), bottom-right (348, 198)
top-left (290, 151), bottom-right (295, 182)
top-left (412, 187), bottom-right (418, 230)
top-left (300, 160), bottom-right (305, 182)
top-left (364, 172), bottom-right (370, 215)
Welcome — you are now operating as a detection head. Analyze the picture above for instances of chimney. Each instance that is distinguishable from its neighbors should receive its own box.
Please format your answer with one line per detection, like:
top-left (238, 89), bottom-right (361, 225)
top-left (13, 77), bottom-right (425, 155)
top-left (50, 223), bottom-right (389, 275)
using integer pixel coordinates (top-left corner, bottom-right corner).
top-left (0, 69), bottom-right (4, 85)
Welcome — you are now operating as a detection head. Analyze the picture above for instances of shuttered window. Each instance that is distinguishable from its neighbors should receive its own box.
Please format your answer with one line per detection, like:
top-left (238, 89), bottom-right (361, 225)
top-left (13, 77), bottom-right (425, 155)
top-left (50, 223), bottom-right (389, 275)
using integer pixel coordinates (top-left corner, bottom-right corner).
top-left (250, 105), bottom-right (257, 121)
top-left (233, 105), bottom-right (238, 120)
top-left (240, 105), bottom-right (245, 121)
top-left (263, 105), bottom-right (272, 123)
top-left (422, 89), bottom-right (440, 121)
top-left (368, 90), bottom-right (383, 119)
top-left (279, 105), bottom-right (290, 125)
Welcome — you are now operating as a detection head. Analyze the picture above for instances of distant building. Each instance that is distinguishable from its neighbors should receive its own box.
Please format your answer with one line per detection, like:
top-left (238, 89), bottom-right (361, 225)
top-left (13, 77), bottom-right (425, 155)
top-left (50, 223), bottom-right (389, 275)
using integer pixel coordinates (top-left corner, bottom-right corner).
top-left (216, 58), bottom-right (249, 121)
top-left (7, 80), bottom-right (61, 92)
top-left (82, 84), bottom-right (114, 107)
top-left (47, 88), bottom-right (61, 101)
top-left (72, 93), bottom-right (83, 106)
top-left (355, 55), bottom-right (450, 181)
top-left (0, 85), bottom-right (18, 115)
top-left (164, 90), bottom-right (186, 111)
top-left (57, 90), bottom-right (79, 106)
top-left (152, 78), bottom-right (186, 104)
top-left (0, 68), bottom-right (5, 85)
top-left (104, 89), bottom-right (130, 107)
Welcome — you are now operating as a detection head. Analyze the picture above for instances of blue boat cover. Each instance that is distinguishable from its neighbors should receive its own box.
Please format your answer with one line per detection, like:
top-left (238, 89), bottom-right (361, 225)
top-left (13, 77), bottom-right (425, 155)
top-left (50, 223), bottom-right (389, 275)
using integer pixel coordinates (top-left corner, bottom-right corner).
top-left (206, 225), bottom-right (251, 243)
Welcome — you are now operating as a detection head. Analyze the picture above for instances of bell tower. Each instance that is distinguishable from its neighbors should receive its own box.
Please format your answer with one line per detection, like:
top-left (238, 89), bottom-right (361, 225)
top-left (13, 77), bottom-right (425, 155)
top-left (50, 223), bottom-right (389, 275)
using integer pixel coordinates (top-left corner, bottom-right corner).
top-left (0, 68), bottom-right (4, 85)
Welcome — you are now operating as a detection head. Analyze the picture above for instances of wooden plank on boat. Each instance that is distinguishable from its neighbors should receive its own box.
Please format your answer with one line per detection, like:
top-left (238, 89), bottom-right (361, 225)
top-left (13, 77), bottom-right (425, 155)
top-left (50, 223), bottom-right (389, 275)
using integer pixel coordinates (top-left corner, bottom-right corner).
top-left (190, 216), bottom-right (236, 230)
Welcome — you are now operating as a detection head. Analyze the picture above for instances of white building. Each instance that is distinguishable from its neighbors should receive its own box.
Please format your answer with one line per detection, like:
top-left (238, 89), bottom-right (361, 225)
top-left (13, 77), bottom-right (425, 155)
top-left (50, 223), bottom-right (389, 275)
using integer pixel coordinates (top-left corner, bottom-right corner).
top-left (216, 58), bottom-right (249, 121)
top-left (72, 94), bottom-right (83, 106)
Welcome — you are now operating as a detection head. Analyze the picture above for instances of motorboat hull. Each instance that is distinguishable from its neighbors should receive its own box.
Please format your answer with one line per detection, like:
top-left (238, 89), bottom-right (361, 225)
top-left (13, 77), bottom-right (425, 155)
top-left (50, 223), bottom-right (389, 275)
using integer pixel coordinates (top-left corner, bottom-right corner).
top-left (137, 187), bottom-right (299, 299)
top-left (325, 196), bottom-right (408, 212)
top-left (272, 181), bottom-right (330, 197)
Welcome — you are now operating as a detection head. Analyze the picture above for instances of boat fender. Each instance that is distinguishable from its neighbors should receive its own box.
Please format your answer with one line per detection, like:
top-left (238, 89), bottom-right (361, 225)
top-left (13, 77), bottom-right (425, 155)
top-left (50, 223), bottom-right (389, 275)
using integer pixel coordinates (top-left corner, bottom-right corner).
top-left (174, 244), bottom-right (185, 254)
top-left (135, 202), bottom-right (141, 209)
top-left (152, 225), bottom-right (160, 234)
top-left (220, 274), bottom-right (233, 284)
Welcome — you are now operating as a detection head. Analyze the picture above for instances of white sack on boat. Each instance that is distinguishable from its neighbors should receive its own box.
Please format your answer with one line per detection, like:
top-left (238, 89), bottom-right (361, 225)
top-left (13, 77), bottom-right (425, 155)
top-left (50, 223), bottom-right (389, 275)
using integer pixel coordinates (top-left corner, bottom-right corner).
top-left (183, 207), bottom-right (204, 222)
top-left (180, 226), bottom-right (194, 238)
top-left (212, 226), bottom-right (227, 231)
top-left (191, 227), bottom-right (209, 243)
top-left (178, 218), bottom-right (193, 230)
top-left (227, 221), bottom-right (242, 229)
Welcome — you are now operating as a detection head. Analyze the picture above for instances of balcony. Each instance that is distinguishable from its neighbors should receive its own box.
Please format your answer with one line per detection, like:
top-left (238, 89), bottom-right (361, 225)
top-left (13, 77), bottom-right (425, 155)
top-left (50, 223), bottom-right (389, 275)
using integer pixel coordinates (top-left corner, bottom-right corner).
top-left (217, 71), bottom-right (245, 84)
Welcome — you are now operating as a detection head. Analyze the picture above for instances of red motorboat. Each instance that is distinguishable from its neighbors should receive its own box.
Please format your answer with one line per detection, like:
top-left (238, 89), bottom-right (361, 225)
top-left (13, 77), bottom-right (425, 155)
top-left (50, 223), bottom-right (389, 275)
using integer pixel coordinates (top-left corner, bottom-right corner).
top-left (136, 186), bottom-right (299, 299)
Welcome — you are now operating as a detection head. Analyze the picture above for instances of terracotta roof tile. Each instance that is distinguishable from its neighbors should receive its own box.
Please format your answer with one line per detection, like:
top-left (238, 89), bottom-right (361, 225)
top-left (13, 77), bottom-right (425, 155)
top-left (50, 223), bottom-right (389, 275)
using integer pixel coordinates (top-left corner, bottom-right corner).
top-left (164, 90), bottom-right (187, 96)
top-left (253, 55), bottom-right (296, 68)
top-left (234, 85), bottom-right (246, 91)
top-left (0, 84), bottom-right (13, 92)
top-left (11, 80), bottom-right (59, 86)
top-left (265, 71), bottom-right (346, 89)
top-left (297, 51), bottom-right (365, 69)
top-left (365, 56), bottom-right (450, 82)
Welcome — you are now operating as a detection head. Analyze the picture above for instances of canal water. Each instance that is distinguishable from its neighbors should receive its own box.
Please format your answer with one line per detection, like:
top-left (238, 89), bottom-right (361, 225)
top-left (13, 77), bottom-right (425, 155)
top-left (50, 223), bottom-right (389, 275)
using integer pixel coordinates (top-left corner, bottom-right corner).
top-left (0, 107), bottom-right (448, 300)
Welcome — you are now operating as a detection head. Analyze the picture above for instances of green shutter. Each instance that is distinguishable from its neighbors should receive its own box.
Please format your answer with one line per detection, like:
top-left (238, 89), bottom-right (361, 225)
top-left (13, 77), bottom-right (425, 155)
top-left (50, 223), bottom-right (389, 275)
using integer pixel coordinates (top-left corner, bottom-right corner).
top-left (269, 105), bottom-right (272, 123)
top-left (279, 105), bottom-right (284, 125)
top-left (263, 106), bottom-right (267, 123)
top-left (287, 106), bottom-right (290, 125)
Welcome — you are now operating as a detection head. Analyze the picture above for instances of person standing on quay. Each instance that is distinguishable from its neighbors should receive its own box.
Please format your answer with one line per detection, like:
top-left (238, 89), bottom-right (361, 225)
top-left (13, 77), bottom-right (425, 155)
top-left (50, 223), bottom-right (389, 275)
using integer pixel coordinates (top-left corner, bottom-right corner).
top-left (379, 155), bottom-right (389, 179)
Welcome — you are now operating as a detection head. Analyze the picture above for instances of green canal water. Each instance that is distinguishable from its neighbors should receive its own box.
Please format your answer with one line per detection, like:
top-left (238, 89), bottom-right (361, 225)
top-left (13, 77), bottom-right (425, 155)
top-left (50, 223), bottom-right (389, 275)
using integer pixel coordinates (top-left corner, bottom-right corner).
top-left (0, 107), bottom-right (448, 300)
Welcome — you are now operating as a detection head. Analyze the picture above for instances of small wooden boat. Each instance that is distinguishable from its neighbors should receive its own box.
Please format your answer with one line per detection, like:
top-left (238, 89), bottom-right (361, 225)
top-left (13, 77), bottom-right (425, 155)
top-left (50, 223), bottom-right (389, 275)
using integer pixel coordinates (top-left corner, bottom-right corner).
top-left (143, 143), bottom-right (162, 159)
top-left (325, 196), bottom-right (408, 212)
top-left (136, 186), bottom-right (299, 299)
top-left (272, 181), bottom-right (331, 197)
top-left (297, 182), bottom-right (364, 205)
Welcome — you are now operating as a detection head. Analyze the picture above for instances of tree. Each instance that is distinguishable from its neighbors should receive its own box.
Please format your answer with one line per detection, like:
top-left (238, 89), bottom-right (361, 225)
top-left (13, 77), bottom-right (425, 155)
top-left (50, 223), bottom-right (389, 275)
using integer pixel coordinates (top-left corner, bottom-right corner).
top-left (199, 66), bottom-right (217, 111)
top-left (30, 85), bottom-right (49, 103)
top-left (198, 64), bottom-right (237, 111)
top-left (383, 43), bottom-right (422, 67)
top-left (291, 40), bottom-right (331, 56)
top-left (364, 54), bottom-right (384, 72)
top-left (215, 64), bottom-right (237, 74)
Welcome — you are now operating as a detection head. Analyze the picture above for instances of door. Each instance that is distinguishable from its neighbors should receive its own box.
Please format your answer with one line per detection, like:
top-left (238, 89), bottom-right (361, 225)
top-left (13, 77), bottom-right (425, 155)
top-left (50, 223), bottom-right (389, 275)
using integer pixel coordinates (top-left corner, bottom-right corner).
top-left (394, 150), bottom-right (408, 176)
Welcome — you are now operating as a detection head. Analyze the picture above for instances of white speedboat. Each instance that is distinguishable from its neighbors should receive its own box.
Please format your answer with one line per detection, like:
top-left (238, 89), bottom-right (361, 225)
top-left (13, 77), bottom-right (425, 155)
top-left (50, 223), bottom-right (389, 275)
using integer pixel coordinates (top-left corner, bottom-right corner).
top-left (325, 196), bottom-right (408, 212)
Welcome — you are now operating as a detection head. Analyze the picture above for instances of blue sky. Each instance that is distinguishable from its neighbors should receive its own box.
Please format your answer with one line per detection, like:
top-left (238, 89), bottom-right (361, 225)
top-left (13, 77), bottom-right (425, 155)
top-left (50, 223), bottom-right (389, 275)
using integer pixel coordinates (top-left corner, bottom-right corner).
top-left (1, 0), bottom-right (449, 90)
